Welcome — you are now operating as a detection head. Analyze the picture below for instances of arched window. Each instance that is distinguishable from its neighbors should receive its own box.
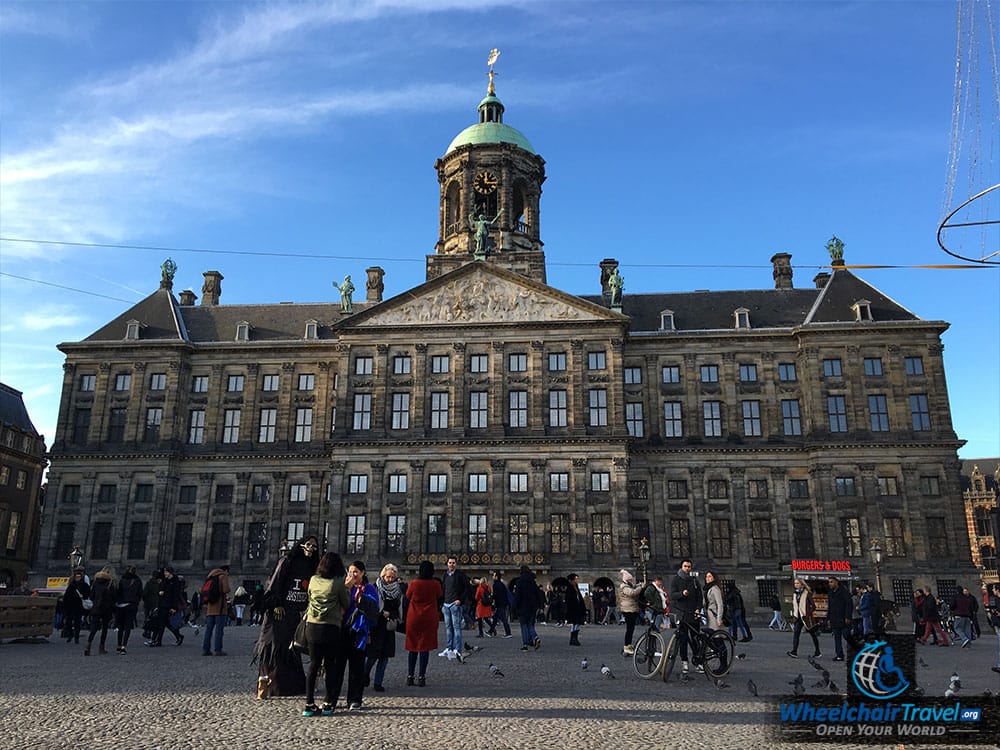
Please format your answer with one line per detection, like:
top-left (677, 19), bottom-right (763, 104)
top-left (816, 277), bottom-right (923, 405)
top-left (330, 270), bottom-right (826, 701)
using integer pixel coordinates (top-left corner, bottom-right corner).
top-left (980, 545), bottom-right (997, 570)
top-left (445, 181), bottom-right (462, 236)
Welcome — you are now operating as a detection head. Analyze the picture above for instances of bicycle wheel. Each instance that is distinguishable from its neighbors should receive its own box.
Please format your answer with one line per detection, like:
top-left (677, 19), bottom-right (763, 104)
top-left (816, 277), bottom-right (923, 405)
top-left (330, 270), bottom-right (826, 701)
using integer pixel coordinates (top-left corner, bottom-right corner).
top-left (661, 631), bottom-right (681, 682)
top-left (632, 630), bottom-right (666, 679)
top-left (703, 630), bottom-right (736, 678)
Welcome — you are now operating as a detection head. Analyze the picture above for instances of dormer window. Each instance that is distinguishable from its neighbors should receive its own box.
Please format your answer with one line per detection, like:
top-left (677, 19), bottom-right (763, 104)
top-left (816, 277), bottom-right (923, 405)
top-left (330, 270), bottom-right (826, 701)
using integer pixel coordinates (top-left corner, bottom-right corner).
top-left (852, 299), bottom-right (873, 321)
top-left (125, 319), bottom-right (142, 340)
top-left (660, 310), bottom-right (675, 331)
top-left (235, 321), bottom-right (251, 342)
top-left (304, 320), bottom-right (318, 340)
top-left (734, 308), bottom-right (750, 329)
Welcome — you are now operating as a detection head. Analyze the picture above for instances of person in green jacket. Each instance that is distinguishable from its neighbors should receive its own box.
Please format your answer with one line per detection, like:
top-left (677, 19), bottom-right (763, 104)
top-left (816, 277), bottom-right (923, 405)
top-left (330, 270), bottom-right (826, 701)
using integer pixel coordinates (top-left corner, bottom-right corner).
top-left (302, 552), bottom-right (350, 717)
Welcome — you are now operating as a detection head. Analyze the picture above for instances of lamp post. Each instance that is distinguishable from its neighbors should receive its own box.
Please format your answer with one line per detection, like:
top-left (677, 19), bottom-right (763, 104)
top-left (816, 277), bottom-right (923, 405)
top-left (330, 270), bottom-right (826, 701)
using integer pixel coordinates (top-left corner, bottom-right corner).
top-left (869, 539), bottom-right (883, 593)
top-left (68, 544), bottom-right (83, 571)
top-left (639, 538), bottom-right (651, 583)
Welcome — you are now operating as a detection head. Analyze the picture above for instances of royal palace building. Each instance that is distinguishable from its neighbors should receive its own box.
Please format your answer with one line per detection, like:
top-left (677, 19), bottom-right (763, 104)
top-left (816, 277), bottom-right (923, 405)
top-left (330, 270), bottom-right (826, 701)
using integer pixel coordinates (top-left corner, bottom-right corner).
top-left (37, 72), bottom-right (977, 609)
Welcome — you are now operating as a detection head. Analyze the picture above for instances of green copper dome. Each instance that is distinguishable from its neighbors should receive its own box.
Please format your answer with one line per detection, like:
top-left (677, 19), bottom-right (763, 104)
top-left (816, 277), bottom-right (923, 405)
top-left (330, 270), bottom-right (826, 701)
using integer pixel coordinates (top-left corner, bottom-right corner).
top-left (446, 121), bottom-right (535, 155)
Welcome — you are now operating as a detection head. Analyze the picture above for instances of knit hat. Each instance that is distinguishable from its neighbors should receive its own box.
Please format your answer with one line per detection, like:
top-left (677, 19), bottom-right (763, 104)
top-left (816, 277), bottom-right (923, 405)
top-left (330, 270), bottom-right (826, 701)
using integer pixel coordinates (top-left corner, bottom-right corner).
top-left (620, 569), bottom-right (635, 584)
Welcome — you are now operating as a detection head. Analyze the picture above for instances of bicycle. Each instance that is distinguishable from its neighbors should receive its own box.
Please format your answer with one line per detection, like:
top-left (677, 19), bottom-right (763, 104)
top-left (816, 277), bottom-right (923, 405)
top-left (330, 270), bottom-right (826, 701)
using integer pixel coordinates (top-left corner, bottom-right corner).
top-left (661, 618), bottom-right (736, 682)
top-left (632, 618), bottom-right (669, 679)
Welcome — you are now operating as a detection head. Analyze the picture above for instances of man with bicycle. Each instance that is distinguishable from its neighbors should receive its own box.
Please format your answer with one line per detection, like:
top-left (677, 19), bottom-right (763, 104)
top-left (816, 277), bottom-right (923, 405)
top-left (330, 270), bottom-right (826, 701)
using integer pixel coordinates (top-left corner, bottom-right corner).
top-left (669, 559), bottom-right (703, 675)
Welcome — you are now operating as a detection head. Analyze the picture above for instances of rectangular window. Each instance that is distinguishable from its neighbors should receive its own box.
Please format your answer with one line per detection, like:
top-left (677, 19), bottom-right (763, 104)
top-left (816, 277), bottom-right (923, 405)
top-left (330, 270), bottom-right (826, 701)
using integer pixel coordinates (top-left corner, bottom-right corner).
top-left (670, 519), bottom-right (691, 558)
top-left (788, 479), bottom-right (809, 498)
top-left (509, 513), bottom-right (529, 553)
top-left (667, 480), bottom-right (688, 499)
top-left (114, 373), bottom-right (131, 391)
top-left (467, 514), bottom-right (488, 553)
top-left (630, 520), bottom-right (651, 560)
top-left (710, 518), bottom-right (732, 558)
top-left (751, 519), bottom-right (774, 558)
top-left (589, 389), bottom-right (608, 426)
top-left (588, 351), bottom-right (606, 370)
top-left (107, 408), bottom-right (127, 443)
top-left (747, 479), bottom-right (768, 499)
top-left (207, 522), bottom-right (230, 559)
top-left (707, 479), bottom-right (729, 499)
top-left (904, 356), bottom-right (924, 376)
top-left (258, 408), bottom-right (276, 442)
top-left (823, 358), bottom-right (842, 377)
top-left (430, 392), bottom-right (449, 428)
top-left (346, 515), bottom-right (365, 555)
top-left (15, 470), bottom-right (25, 490)
top-left (700, 365), bottom-right (719, 383)
top-left (926, 517), bottom-right (949, 557)
top-left (388, 474), bottom-right (408, 493)
top-left (919, 476), bottom-right (940, 496)
top-left (827, 396), bottom-right (848, 432)
top-left (508, 353), bottom-right (527, 372)
top-left (470, 391), bottom-right (488, 428)
top-left (289, 484), bottom-right (308, 503)
top-left (590, 472), bottom-right (610, 492)
top-left (548, 352), bottom-right (567, 371)
top-left (431, 355), bottom-right (450, 374)
top-left (778, 362), bottom-right (797, 382)
top-left (469, 354), bottom-right (489, 373)
top-left (173, 523), bottom-right (193, 560)
top-left (393, 356), bottom-right (412, 375)
top-left (549, 472), bottom-right (569, 492)
top-left (149, 372), bottom-right (166, 390)
top-left (79, 374), bottom-right (96, 391)
top-left (179, 485), bottom-right (197, 505)
top-left (191, 375), bottom-right (209, 393)
top-left (877, 476), bottom-right (899, 496)
top-left (427, 514), bottom-right (447, 554)
top-left (52, 522), bottom-right (75, 559)
top-left (134, 484), bottom-right (153, 504)
top-left (663, 402), bottom-right (683, 437)
top-left (72, 408), bottom-right (91, 443)
top-left (188, 409), bottom-right (205, 444)
top-left (624, 367), bottom-right (642, 384)
top-left (591, 513), bottom-right (612, 553)
top-left (910, 394), bottom-right (931, 431)
top-left (247, 521), bottom-right (267, 560)
top-left (144, 407), bottom-right (163, 441)
top-left (251, 484), bottom-right (270, 504)
top-left (222, 409), bottom-right (241, 443)
top-left (548, 389), bottom-right (568, 427)
top-left (835, 477), bottom-right (856, 496)
top-left (90, 521), bottom-right (111, 559)
top-left (214, 484), bottom-right (233, 504)
top-left (550, 513), bottom-right (570, 553)
top-left (741, 400), bottom-right (761, 436)
top-left (0, 466), bottom-right (8, 485)
top-left (287, 522), bottom-right (305, 545)
top-left (428, 473), bottom-right (448, 493)
top-left (348, 475), bottom-right (368, 494)
top-left (863, 357), bottom-right (883, 376)
top-left (127, 521), bottom-right (148, 559)
top-left (355, 356), bottom-right (374, 375)
top-left (468, 473), bottom-right (487, 493)
top-left (703, 401), bottom-right (722, 437)
top-left (391, 393), bottom-right (410, 429)
top-left (782, 399), bottom-right (802, 436)
top-left (868, 395), bottom-right (889, 431)
top-left (227, 374), bottom-right (244, 392)
top-left (883, 518), bottom-right (906, 557)
top-left (97, 484), bottom-right (116, 504)
top-left (298, 373), bottom-right (315, 391)
top-left (509, 473), bottom-right (528, 493)
top-left (353, 393), bottom-right (372, 430)
top-left (792, 518), bottom-right (815, 557)
top-left (386, 515), bottom-right (406, 556)
top-left (508, 391), bottom-right (527, 428)
top-left (842, 517), bottom-right (862, 557)
top-left (739, 363), bottom-right (758, 382)
top-left (262, 374), bottom-right (280, 391)
top-left (625, 402), bottom-right (644, 437)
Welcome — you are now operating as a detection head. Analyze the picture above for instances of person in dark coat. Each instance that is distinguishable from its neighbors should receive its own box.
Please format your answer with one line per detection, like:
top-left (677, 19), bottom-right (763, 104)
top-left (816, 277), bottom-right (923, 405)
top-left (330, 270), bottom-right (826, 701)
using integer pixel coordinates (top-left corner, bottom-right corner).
top-left (488, 571), bottom-right (512, 638)
top-left (254, 535), bottom-right (319, 697)
top-left (403, 560), bottom-right (443, 687)
top-left (115, 565), bottom-right (142, 654)
top-left (63, 567), bottom-right (91, 644)
top-left (565, 573), bottom-right (586, 646)
top-left (513, 565), bottom-right (542, 650)
top-left (917, 588), bottom-right (950, 646)
top-left (365, 563), bottom-right (406, 692)
top-left (725, 585), bottom-right (753, 642)
top-left (85, 565), bottom-right (117, 655)
top-left (826, 576), bottom-right (856, 661)
top-left (669, 559), bottom-right (702, 673)
top-left (147, 567), bottom-right (183, 647)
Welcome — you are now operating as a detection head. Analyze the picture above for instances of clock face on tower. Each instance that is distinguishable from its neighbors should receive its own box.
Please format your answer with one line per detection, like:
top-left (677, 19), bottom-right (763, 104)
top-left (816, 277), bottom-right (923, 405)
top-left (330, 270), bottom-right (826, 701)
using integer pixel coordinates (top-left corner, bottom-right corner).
top-left (473, 170), bottom-right (499, 194)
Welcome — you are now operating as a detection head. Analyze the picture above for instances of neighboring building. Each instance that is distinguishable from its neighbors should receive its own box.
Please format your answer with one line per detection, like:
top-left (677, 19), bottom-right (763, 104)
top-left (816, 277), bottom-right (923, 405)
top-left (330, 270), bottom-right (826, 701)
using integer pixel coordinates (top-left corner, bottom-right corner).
top-left (961, 459), bottom-right (999, 584)
top-left (0, 383), bottom-right (47, 588)
top-left (36, 70), bottom-right (977, 608)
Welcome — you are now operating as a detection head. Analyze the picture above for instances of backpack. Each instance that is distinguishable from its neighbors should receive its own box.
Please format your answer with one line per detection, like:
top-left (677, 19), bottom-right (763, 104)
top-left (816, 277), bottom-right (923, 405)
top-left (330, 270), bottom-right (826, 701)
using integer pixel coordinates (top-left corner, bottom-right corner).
top-left (480, 587), bottom-right (494, 607)
top-left (641, 583), bottom-right (661, 612)
top-left (201, 575), bottom-right (221, 604)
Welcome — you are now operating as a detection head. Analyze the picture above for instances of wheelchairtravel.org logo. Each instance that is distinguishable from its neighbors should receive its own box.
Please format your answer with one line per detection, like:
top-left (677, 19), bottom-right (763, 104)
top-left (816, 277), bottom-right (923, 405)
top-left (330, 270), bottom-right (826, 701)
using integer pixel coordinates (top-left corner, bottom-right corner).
top-left (773, 635), bottom-right (999, 744)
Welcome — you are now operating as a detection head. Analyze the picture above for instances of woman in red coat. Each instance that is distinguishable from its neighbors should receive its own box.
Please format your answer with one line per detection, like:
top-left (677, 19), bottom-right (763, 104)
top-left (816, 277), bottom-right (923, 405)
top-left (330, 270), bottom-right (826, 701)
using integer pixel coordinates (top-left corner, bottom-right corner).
top-left (475, 578), bottom-right (494, 637)
top-left (403, 560), bottom-right (443, 687)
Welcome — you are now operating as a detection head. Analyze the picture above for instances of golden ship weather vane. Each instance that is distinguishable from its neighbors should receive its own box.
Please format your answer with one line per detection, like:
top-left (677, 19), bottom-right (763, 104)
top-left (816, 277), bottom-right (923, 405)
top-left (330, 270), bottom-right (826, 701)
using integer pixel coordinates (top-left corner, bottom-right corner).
top-left (487, 47), bottom-right (500, 94)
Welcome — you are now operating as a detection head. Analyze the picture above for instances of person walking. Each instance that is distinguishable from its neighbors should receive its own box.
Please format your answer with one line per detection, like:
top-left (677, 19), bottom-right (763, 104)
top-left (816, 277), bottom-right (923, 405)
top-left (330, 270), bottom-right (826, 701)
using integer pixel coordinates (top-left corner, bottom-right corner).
top-left (232, 585), bottom-right (251, 626)
top-left (513, 565), bottom-right (542, 651)
top-left (439, 555), bottom-right (471, 660)
top-left (403, 560), bottom-right (442, 687)
top-left (64, 567), bottom-right (90, 645)
top-left (950, 585), bottom-right (976, 648)
top-left (565, 573), bottom-right (586, 646)
top-left (147, 567), bottom-right (184, 647)
top-left (787, 578), bottom-right (822, 659)
top-left (987, 584), bottom-right (1000, 674)
top-left (917, 588), bottom-right (950, 646)
top-left (768, 593), bottom-right (785, 630)
top-left (488, 571), bottom-right (512, 638)
top-left (330, 560), bottom-right (379, 711)
top-left (302, 552), bottom-right (349, 717)
top-left (669, 559), bottom-right (702, 676)
top-left (474, 577), bottom-right (494, 638)
top-left (618, 569), bottom-right (644, 656)
top-left (859, 583), bottom-right (881, 639)
top-left (141, 571), bottom-right (160, 640)
top-left (84, 565), bottom-right (117, 656)
top-left (114, 565), bottom-right (142, 654)
top-left (826, 576), bottom-right (855, 662)
top-left (365, 563), bottom-right (405, 693)
top-left (703, 571), bottom-right (725, 630)
top-left (201, 565), bottom-right (231, 656)
top-left (726, 584), bottom-right (753, 642)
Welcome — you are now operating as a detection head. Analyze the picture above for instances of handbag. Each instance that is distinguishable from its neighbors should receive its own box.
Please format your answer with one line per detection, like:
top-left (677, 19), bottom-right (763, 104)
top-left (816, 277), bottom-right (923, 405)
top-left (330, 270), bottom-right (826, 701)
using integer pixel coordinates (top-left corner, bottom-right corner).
top-left (290, 617), bottom-right (308, 653)
top-left (78, 589), bottom-right (93, 611)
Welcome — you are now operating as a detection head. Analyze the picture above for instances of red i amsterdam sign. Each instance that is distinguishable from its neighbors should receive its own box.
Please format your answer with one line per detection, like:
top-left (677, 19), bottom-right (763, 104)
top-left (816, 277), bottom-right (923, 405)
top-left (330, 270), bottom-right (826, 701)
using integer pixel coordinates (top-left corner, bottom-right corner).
top-left (791, 559), bottom-right (852, 573)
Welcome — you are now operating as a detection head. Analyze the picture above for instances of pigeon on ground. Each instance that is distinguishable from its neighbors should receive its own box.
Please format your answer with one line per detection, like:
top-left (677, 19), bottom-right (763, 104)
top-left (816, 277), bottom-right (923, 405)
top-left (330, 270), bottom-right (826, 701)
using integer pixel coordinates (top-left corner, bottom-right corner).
top-left (736, 653), bottom-right (747, 661)
top-left (488, 662), bottom-right (504, 677)
top-left (747, 679), bottom-right (758, 697)
top-left (807, 656), bottom-right (823, 670)
top-left (464, 643), bottom-right (474, 652)
top-left (789, 674), bottom-right (804, 687)
top-left (829, 681), bottom-right (840, 693)
top-left (793, 682), bottom-right (805, 697)
top-left (918, 657), bottom-right (930, 668)
top-left (715, 679), bottom-right (730, 689)
top-left (581, 657), bottom-right (589, 670)
top-left (601, 663), bottom-right (616, 679)
top-left (455, 651), bottom-right (466, 664)
top-left (949, 672), bottom-right (961, 691)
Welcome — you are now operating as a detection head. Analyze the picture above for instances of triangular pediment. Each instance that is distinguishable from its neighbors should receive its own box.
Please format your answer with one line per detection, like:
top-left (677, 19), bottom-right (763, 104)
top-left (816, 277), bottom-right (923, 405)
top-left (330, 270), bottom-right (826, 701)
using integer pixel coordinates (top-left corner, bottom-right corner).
top-left (346, 263), bottom-right (623, 328)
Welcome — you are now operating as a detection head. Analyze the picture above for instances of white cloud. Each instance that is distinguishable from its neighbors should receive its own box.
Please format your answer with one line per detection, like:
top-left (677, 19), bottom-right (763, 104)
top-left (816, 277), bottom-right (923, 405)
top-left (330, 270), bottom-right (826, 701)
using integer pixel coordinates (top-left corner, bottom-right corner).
top-left (0, 3), bottom-right (94, 40)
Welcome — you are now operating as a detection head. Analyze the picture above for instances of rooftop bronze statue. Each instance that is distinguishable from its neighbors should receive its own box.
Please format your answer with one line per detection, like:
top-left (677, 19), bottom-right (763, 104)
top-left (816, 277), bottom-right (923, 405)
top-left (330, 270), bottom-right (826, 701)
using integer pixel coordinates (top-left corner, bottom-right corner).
top-left (338, 275), bottom-right (355, 313)
top-left (469, 210), bottom-right (501, 259)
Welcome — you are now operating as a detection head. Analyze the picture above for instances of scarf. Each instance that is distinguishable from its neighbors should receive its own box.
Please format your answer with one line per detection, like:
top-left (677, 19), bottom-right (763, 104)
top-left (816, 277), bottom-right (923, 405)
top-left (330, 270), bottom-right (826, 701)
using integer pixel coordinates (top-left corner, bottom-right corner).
top-left (376, 576), bottom-right (402, 604)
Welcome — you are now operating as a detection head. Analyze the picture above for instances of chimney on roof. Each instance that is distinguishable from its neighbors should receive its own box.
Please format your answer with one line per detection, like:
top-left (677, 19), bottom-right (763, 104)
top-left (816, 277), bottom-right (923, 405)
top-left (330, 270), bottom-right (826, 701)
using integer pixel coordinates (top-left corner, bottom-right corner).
top-left (813, 272), bottom-right (831, 288)
top-left (366, 266), bottom-right (385, 303)
top-left (770, 253), bottom-right (793, 289)
top-left (178, 289), bottom-right (197, 306)
top-left (201, 271), bottom-right (223, 306)
top-left (599, 258), bottom-right (619, 300)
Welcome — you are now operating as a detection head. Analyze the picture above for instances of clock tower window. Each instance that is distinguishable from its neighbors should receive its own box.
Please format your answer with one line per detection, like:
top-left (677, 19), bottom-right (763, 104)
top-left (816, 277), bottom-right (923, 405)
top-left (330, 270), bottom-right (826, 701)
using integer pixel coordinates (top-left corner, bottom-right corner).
top-left (445, 181), bottom-right (462, 236)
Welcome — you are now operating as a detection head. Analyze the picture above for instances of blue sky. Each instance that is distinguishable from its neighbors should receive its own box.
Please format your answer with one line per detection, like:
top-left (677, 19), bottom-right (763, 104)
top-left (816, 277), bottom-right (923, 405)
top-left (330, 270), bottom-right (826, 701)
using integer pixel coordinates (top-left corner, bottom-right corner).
top-left (1, 1), bottom-right (997, 459)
